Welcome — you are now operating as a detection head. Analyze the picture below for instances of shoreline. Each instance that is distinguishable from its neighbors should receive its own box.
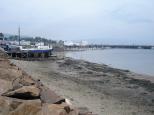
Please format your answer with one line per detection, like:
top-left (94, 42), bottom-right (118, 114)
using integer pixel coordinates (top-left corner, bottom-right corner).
top-left (67, 57), bottom-right (154, 84)
top-left (65, 49), bottom-right (154, 77)
top-left (68, 57), bottom-right (154, 83)
top-left (11, 56), bottom-right (154, 115)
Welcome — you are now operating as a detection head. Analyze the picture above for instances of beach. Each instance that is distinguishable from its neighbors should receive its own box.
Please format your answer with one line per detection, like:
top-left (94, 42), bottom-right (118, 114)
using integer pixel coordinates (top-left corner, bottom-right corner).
top-left (11, 57), bottom-right (154, 115)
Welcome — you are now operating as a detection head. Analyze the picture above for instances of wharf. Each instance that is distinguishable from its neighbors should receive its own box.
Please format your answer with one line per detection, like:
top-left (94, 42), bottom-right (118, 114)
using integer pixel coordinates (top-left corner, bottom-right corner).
top-left (7, 49), bottom-right (52, 59)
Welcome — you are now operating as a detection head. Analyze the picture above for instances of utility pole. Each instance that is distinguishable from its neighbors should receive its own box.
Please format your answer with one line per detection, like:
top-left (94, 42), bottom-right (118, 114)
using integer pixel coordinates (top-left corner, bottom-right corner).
top-left (18, 26), bottom-right (21, 46)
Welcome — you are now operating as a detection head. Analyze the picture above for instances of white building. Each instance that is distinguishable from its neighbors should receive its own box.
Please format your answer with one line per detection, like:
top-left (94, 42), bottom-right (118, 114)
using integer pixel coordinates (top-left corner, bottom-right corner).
top-left (20, 40), bottom-right (31, 46)
top-left (64, 41), bottom-right (74, 46)
top-left (64, 40), bottom-right (88, 46)
top-left (79, 41), bottom-right (88, 46)
top-left (9, 41), bottom-right (19, 45)
top-left (35, 42), bottom-right (44, 46)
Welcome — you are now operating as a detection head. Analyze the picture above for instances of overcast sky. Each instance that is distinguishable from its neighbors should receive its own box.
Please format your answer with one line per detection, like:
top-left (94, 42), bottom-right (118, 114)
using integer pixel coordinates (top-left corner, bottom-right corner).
top-left (0, 0), bottom-right (154, 44)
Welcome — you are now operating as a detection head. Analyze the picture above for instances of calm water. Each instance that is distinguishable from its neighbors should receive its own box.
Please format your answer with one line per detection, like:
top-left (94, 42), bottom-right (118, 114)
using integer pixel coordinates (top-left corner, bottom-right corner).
top-left (66, 49), bottom-right (154, 76)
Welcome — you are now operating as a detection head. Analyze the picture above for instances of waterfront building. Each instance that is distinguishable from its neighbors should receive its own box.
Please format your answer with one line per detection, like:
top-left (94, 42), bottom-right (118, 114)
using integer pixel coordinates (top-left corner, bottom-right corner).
top-left (35, 42), bottom-right (44, 46)
top-left (20, 40), bottom-right (31, 46)
top-left (64, 41), bottom-right (74, 46)
top-left (0, 33), bottom-right (4, 41)
top-left (9, 41), bottom-right (19, 45)
top-left (9, 40), bottom-right (30, 46)
top-left (79, 41), bottom-right (88, 46)
top-left (64, 40), bottom-right (88, 46)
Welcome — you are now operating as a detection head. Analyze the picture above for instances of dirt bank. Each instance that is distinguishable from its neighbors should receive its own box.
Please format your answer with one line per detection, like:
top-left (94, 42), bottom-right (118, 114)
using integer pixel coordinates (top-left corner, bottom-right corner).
top-left (11, 57), bottom-right (154, 115)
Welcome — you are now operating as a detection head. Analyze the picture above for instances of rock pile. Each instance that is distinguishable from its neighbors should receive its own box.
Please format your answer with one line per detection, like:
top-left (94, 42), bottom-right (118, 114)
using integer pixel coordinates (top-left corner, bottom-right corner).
top-left (0, 48), bottom-right (8, 58)
top-left (0, 49), bottom-right (96, 115)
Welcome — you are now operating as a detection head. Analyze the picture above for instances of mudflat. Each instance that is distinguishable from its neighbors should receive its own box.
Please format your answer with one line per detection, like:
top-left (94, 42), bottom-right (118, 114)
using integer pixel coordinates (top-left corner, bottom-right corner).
top-left (11, 57), bottom-right (154, 115)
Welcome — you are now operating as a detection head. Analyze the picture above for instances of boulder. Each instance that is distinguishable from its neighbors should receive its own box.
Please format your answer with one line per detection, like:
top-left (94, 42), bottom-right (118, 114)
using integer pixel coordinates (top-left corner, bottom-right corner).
top-left (2, 85), bottom-right (40, 100)
top-left (42, 103), bottom-right (79, 115)
top-left (0, 96), bottom-right (12, 115)
top-left (0, 48), bottom-right (8, 58)
top-left (0, 96), bottom-right (23, 115)
top-left (0, 79), bottom-right (11, 94)
top-left (8, 101), bottom-right (78, 115)
top-left (12, 75), bottom-right (35, 90)
top-left (40, 87), bottom-right (65, 104)
top-left (9, 100), bottom-right (42, 115)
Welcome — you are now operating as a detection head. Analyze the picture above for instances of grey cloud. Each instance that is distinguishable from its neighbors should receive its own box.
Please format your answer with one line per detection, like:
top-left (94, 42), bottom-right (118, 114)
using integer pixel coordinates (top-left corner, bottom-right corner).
top-left (0, 0), bottom-right (154, 44)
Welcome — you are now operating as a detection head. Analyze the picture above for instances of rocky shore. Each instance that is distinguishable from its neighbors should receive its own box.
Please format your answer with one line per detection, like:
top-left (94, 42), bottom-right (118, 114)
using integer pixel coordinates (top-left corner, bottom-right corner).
top-left (0, 49), bottom-right (95, 115)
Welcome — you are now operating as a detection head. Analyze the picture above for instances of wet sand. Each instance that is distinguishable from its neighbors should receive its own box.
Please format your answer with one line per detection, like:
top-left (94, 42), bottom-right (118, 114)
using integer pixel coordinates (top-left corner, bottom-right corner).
top-left (11, 57), bottom-right (154, 115)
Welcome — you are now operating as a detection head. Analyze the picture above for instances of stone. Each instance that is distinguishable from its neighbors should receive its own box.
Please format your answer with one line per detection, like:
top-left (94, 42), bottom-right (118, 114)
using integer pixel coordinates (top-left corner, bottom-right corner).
top-left (42, 103), bottom-right (79, 115)
top-left (40, 87), bottom-right (65, 104)
top-left (9, 100), bottom-right (42, 115)
top-left (0, 79), bottom-right (11, 94)
top-left (12, 75), bottom-right (35, 90)
top-left (0, 96), bottom-right (23, 115)
top-left (2, 85), bottom-right (40, 100)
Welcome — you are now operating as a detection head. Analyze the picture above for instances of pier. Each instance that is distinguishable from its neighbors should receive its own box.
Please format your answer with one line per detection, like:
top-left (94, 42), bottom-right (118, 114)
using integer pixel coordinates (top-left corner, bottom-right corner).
top-left (64, 45), bottom-right (154, 51)
top-left (7, 50), bottom-right (52, 59)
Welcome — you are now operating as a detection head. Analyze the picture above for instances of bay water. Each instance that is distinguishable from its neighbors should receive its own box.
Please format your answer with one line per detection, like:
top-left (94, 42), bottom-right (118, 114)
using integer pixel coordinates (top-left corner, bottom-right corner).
top-left (66, 49), bottom-right (154, 76)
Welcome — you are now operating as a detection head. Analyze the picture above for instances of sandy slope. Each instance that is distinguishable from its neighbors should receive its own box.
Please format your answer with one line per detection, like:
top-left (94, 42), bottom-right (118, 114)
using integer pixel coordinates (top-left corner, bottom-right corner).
top-left (11, 58), bottom-right (154, 115)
